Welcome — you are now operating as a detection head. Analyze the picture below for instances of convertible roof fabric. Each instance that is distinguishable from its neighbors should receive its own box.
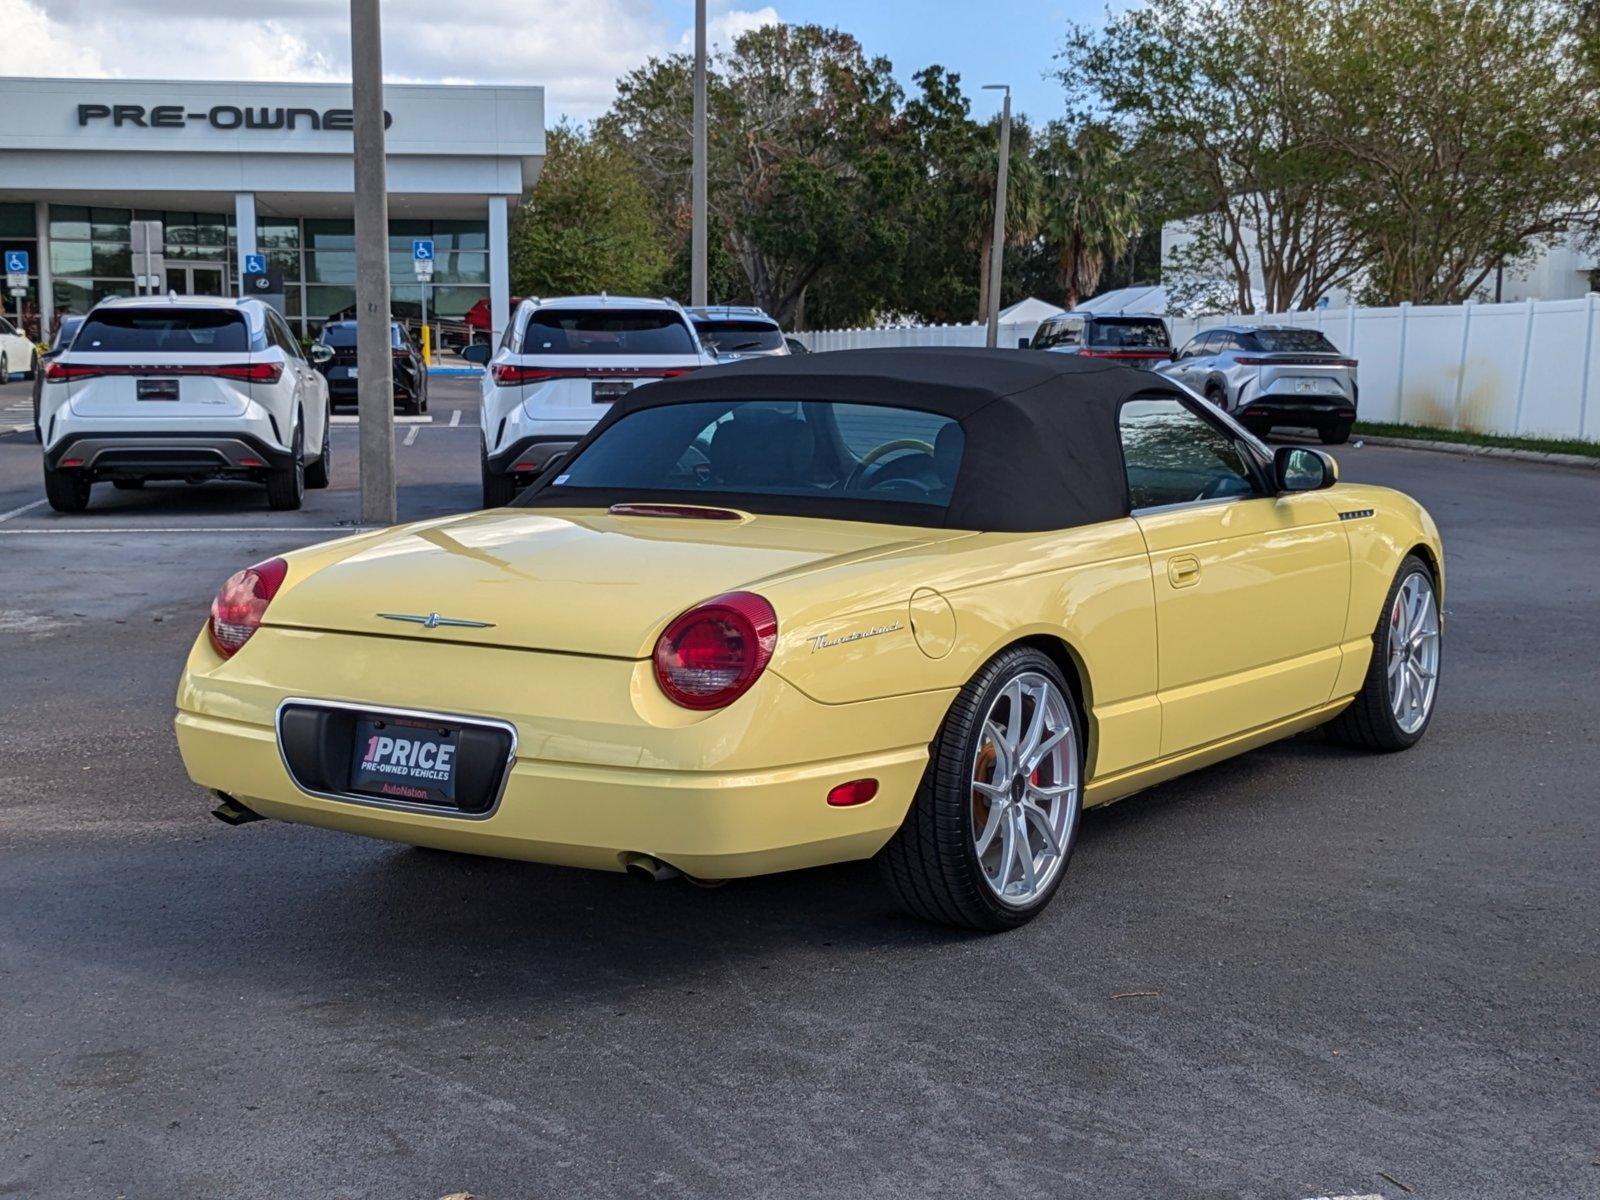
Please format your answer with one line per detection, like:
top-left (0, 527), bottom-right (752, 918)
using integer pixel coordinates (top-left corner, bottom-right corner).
top-left (521, 347), bottom-right (1189, 532)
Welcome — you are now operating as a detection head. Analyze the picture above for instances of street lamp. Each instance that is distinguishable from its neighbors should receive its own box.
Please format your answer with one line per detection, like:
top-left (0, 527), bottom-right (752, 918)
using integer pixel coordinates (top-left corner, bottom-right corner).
top-left (691, 0), bottom-right (708, 308)
top-left (982, 83), bottom-right (1011, 349)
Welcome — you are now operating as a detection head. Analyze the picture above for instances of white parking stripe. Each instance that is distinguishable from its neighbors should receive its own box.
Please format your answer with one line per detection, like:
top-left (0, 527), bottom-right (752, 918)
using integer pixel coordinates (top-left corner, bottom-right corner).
top-left (329, 414), bottom-right (433, 425)
top-left (403, 425), bottom-right (420, 446)
top-left (0, 498), bottom-right (46, 524)
top-left (449, 408), bottom-right (461, 427)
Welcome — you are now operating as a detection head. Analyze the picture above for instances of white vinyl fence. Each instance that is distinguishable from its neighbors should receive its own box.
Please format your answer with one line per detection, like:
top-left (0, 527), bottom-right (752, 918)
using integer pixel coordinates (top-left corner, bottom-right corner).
top-left (802, 297), bottom-right (1600, 441)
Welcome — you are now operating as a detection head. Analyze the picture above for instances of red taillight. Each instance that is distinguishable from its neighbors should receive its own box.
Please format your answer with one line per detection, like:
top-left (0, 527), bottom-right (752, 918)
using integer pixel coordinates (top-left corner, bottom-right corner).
top-left (208, 557), bottom-right (288, 658)
top-left (491, 364), bottom-right (698, 386)
top-left (826, 779), bottom-right (879, 807)
top-left (653, 591), bottom-right (777, 710)
top-left (1234, 356), bottom-right (1357, 368)
top-left (42, 361), bottom-right (282, 383)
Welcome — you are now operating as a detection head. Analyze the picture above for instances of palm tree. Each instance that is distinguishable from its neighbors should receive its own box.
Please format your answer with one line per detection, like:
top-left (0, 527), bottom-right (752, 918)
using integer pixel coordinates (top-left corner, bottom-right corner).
top-left (1039, 124), bottom-right (1141, 310)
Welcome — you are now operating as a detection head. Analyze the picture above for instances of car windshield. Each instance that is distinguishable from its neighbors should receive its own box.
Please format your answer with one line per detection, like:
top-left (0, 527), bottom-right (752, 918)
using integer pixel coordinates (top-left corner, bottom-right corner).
top-left (1088, 318), bottom-right (1170, 349)
top-left (75, 309), bottom-right (251, 353)
top-left (1246, 329), bottom-right (1340, 353)
top-left (530, 399), bottom-right (964, 509)
top-left (519, 309), bottom-right (696, 356)
top-left (695, 320), bottom-right (786, 354)
top-left (320, 323), bottom-right (402, 348)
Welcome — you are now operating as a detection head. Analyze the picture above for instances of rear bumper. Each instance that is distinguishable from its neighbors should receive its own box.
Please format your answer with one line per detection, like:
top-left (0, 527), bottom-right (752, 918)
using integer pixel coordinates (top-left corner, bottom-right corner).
top-left (174, 626), bottom-right (947, 880)
top-left (44, 429), bottom-right (296, 476)
top-left (1236, 398), bottom-right (1356, 426)
top-left (485, 433), bottom-right (581, 476)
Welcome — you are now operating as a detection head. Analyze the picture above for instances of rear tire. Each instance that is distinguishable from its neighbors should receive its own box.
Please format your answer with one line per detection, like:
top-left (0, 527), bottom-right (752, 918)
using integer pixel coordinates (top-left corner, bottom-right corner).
top-left (878, 646), bottom-right (1083, 931)
top-left (1204, 384), bottom-right (1228, 411)
top-left (1320, 421), bottom-right (1353, 445)
top-left (480, 446), bottom-right (520, 509)
top-left (1326, 554), bottom-right (1441, 751)
top-left (304, 409), bottom-right (331, 489)
top-left (266, 422), bottom-right (306, 511)
top-left (43, 464), bottom-right (91, 513)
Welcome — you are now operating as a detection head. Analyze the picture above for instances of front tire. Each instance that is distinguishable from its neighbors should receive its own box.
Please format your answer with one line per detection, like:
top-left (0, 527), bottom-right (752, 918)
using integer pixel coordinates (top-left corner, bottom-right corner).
top-left (266, 422), bottom-right (306, 511)
top-left (43, 464), bottom-right (91, 512)
top-left (1326, 554), bottom-right (1441, 751)
top-left (878, 646), bottom-right (1083, 931)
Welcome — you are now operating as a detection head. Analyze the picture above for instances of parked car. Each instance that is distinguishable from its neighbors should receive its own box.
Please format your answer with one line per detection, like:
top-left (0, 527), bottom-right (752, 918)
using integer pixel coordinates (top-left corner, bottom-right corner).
top-left (0, 312), bottom-right (36, 382)
top-left (31, 314), bottom-right (84, 443)
top-left (467, 295), bottom-right (709, 508)
top-left (688, 306), bottom-right (790, 361)
top-left (37, 296), bottom-right (331, 513)
top-left (177, 348), bottom-right (1443, 931)
top-left (313, 319), bottom-right (429, 415)
top-left (1162, 325), bottom-right (1358, 444)
top-left (1025, 312), bottom-right (1173, 364)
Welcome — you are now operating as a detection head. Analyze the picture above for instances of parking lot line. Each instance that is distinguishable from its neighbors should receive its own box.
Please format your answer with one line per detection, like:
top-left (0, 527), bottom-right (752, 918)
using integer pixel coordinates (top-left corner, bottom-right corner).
top-left (0, 498), bottom-right (46, 524)
top-left (449, 408), bottom-right (462, 427)
top-left (329, 414), bottom-right (432, 425)
top-left (403, 425), bottom-right (420, 446)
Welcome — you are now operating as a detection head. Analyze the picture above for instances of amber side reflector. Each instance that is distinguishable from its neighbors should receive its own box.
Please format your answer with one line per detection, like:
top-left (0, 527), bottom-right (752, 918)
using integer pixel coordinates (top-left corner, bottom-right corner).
top-left (826, 779), bottom-right (879, 807)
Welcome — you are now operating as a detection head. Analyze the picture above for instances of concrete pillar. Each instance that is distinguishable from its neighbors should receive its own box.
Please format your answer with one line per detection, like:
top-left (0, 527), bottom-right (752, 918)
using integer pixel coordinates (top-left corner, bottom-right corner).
top-left (234, 192), bottom-right (257, 298)
top-left (489, 194), bottom-right (510, 348)
top-left (35, 200), bottom-right (52, 342)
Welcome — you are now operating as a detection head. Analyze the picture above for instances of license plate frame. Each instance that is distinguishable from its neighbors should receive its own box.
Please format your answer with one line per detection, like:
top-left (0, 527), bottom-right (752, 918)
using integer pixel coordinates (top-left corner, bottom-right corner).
top-left (348, 715), bottom-right (461, 806)
top-left (136, 378), bottom-right (180, 401)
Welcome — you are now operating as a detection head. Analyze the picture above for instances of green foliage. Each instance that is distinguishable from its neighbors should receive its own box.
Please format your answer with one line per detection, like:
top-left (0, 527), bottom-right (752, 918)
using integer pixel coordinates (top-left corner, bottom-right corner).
top-left (509, 122), bottom-right (667, 299)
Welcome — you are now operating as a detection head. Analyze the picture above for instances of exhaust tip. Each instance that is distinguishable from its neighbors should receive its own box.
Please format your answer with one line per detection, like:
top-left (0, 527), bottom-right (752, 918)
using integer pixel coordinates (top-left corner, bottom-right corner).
top-left (210, 791), bottom-right (265, 826)
top-left (620, 852), bottom-right (681, 883)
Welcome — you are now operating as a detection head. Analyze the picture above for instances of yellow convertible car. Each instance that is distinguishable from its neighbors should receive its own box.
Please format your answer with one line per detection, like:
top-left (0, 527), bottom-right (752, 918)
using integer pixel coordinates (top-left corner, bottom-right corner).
top-left (176, 349), bottom-right (1443, 929)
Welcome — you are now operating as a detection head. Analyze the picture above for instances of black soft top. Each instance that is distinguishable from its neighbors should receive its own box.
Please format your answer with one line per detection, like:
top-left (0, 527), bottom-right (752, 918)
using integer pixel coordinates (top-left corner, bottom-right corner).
top-left (520, 347), bottom-right (1190, 532)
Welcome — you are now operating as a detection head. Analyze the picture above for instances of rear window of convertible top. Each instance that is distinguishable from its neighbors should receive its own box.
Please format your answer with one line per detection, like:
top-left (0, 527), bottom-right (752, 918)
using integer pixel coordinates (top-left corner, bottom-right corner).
top-left (75, 309), bottom-right (251, 353)
top-left (534, 399), bottom-right (965, 508)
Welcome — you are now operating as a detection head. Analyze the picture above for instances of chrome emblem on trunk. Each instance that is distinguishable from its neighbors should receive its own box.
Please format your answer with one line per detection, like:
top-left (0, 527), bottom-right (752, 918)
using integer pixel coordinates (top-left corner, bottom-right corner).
top-left (378, 612), bottom-right (496, 630)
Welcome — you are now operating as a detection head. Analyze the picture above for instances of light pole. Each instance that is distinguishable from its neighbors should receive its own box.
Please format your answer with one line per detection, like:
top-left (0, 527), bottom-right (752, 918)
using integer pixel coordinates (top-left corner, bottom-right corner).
top-left (351, 0), bottom-right (395, 525)
top-left (691, 0), bottom-right (708, 308)
top-left (982, 83), bottom-right (1011, 349)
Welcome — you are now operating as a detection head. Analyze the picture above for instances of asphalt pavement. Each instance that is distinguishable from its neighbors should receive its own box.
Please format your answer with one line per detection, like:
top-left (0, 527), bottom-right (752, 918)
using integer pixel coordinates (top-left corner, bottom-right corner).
top-left (1, 374), bottom-right (1596, 1199)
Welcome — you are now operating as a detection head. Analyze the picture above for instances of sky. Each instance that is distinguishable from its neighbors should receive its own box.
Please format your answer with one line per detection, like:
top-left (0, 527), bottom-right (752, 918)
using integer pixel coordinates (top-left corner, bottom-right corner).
top-left (4, 0), bottom-right (1106, 124)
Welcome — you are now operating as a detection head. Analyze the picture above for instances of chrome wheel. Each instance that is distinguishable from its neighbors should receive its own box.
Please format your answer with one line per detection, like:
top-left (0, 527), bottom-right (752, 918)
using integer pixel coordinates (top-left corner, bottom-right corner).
top-left (1387, 570), bottom-right (1440, 734)
top-left (970, 671), bottom-right (1079, 908)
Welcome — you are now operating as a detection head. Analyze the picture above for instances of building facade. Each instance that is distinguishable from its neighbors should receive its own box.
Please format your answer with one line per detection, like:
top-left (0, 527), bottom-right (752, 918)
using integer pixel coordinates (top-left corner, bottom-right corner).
top-left (0, 77), bottom-right (544, 343)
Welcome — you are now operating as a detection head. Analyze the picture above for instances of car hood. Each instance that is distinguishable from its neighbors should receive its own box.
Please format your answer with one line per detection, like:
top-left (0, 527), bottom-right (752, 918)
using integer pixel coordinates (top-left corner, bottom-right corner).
top-left (265, 507), bottom-right (964, 659)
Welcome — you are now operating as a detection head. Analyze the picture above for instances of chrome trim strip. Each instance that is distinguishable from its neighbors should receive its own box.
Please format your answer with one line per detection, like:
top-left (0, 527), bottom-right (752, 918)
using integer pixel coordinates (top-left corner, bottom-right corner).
top-left (273, 697), bottom-right (519, 822)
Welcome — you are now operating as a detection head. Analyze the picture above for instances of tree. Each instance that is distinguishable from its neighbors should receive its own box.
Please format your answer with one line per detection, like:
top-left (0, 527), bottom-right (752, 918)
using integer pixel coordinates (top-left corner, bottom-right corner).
top-left (508, 123), bottom-right (666, 298)
top-left (1060, 0), bottom-right (1363, 313)
top-left (600, 24), bottom-right (912, 328)
top-left (1315, 0), bottom-right (1600, 304)
top-left (1037, 122), bottom-right (1142, 309)
top-left (947, 111), bottom-right (1041, 321)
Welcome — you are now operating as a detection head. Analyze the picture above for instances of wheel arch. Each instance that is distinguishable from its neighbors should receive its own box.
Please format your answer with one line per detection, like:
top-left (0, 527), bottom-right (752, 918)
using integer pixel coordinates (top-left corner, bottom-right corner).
top-left (1406, 541), bottom-right (1443, 604)
top-left (985, 632), bottom-right (1099, 777)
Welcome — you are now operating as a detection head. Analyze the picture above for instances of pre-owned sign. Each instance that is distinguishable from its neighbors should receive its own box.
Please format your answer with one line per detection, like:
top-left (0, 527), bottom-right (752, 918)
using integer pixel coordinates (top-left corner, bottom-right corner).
top-left (77, 104), bottom-right (394, 132)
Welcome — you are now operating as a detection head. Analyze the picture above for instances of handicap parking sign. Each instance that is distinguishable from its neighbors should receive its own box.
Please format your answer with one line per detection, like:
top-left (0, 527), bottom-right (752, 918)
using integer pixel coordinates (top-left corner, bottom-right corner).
top-left (4, 250), bottom-right (28, 274)
top-left (412, 239), bottom-right (434, 262)
top-left (243, 253), bottom-right (266, 275)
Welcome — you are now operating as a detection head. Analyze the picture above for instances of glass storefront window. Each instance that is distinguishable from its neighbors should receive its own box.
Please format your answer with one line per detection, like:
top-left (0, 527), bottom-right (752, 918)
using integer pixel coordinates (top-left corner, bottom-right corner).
top-left (50, 205), bottom-right (92, 241)
top-left (305, 285), bottom-right (358, 321)
top-left (432, 220), bottom-right (488, 251)
top-left (305, 251), bottom-right (356, 284)
top-left (303, 219), bottom-right (354, 251)
top-left (50, 241), bottom-right (94, 276)
top-left (90, 208), bottom-right (131, 241)
top-left (91, 244), bottom-right (134, 276)
top-left (429, 285), bottom-right (490, 319)
top-left (0, 203), bottom-right (34, 238)
top-left (257, 219), bottom-right (300, 248)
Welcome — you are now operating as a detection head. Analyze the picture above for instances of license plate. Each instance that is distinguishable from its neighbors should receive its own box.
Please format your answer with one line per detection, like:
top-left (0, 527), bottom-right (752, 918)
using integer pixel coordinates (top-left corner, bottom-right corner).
top-left (347, 366), bottom-right (358, 380)
top-left (137, 378), bottom-right (179, 401)
top-left (1295, 378), bottom-right (1332, 394)
top-left (592, 380), bottom-right (633, 403)
top-left (348, 715), bottom-right (460, 805)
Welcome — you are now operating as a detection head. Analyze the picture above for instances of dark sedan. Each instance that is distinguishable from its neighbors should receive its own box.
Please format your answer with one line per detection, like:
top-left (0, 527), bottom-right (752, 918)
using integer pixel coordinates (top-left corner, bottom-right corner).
top-left (313, 320), bottom-right (429, 415)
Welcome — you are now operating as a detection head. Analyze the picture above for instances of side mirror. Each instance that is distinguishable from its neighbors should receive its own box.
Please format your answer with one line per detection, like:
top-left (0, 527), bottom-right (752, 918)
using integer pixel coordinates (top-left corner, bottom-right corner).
top-left (460, 342), bottom-right (491, 365)
top-left (309, 342), bottom-right (334, 364)
top-left (1017, 336), bottom-right (1031, 350)
top-left (1274, 445), bottom-right (1338, 492)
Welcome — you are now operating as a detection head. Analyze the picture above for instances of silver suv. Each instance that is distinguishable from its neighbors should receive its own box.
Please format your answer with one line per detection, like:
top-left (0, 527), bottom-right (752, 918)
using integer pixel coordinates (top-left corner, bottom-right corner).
top-left (1162, 325), bottom-right (1358, 444)
top-left (688, 306), bottom-right (789, 361)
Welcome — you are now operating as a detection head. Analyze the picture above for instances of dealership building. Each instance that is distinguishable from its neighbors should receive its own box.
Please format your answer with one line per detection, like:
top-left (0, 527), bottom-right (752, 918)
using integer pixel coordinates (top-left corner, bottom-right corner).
top-left (0, 77), bottom-right (545, 343)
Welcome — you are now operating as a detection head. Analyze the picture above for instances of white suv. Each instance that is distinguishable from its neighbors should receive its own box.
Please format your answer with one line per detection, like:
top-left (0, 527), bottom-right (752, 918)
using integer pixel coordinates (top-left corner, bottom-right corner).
top-left (38, 296), bottom-right (332, 513)
top-left (470, 295), bottom-right (708, 507)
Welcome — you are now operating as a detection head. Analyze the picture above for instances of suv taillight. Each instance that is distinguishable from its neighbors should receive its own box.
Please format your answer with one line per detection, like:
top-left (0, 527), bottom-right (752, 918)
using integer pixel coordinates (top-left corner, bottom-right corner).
top-left (209, 557), bottom-right (289, 658)
top-left (42, 362), bottom-right (282, 383)
top-left (491, 365), bottom-right (697, 386)
top-left (653, 592), bottom-right (777, 710)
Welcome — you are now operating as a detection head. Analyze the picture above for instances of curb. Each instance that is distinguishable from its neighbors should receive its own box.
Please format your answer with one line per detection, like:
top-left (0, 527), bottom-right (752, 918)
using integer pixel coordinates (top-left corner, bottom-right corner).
top-left (1355, 433), bottom-right (1600, 470)
top-left (427, 366), bottom-right (482, 377)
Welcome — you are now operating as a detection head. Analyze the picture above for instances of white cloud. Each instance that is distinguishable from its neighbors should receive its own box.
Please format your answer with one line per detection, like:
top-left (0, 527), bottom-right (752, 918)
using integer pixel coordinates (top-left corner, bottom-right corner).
top-left (2, 0), bottom-right (786, 121)
top-left (679, 4), bottom-right (783, 52)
